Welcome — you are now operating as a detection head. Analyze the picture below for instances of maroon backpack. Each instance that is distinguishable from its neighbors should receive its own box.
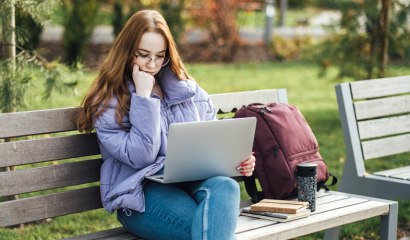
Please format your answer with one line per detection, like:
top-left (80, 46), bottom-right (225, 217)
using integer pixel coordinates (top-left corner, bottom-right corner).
top-left (234, 103), bottom-right (337, 203)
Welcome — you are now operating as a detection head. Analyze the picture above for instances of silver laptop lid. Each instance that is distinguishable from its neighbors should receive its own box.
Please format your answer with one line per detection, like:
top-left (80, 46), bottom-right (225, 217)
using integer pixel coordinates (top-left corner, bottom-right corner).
top-left (163, 117), bottom-right (256, 183)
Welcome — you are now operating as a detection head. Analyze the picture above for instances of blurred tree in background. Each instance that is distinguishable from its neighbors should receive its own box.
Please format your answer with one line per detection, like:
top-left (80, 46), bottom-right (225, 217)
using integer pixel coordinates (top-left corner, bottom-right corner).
top-left (15, 7), bottom-right (44, 50)
top-left (112, 0), bottom-right (139, 39)
top-left (1, 0), bottom-right (81, 201)
top-left (187, 0), bottom-right (243, 62)
top-left (287, 0), bottom-right (315, 9)
top-left (160, 0), bottom-right (185, 44)
top-left (62, 0), bottom-right (98, 64)
top-left (112, 0), bottom-right (125, 39)
top-left (312, 0), bottom-right (410, 80)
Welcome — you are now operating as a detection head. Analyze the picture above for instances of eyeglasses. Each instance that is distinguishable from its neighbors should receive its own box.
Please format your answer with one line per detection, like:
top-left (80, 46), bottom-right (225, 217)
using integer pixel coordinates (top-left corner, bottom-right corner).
top-left (134, 54), bottom-right (170, 67)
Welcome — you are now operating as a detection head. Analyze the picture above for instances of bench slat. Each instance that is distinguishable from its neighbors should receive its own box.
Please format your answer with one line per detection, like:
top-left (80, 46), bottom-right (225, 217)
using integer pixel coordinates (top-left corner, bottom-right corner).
top-left (0, 186), bottom-right (102, 228)
top-left (0, 107), bottom-right (81, 139)
top-left (358, 115), bottom-right (410, 139)
top-left (60, 227), bottom-right (136, 240)
top-left (235, 192), bottom-right (346, 235)
top-left (236, 197), bottom-right (375, 238)
top-left (389, 171), bottom-right (410, 180)
top-left (362, 133), bottom-right (410, 160)
top-left (96, 234), bottom-right (143, 240)
top-left (354, 95), bottom-right (410, 120)
top-left (210, 90), bottom-right (279, 113)
top-left (236, 201), bottom-right (389, 240)
top-left (0, 133), bottom-right (100, 168)
top-left (312, 197), bottom-right (368, 215)
top-left (373, 166), bottom-right (410, 177)
top-left (236, 218), bottom-right (278, 234)
top-left (315, 195), bottom-right (349, 205)
top-left (0, 159), bottom-right (102, 197)
top-left (350, 75), bottom-right (410, 100)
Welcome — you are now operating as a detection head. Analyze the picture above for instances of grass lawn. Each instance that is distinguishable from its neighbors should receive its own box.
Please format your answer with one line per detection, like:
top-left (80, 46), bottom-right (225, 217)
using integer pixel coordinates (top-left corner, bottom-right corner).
top-left (1, 61), bottom-right (409, 239)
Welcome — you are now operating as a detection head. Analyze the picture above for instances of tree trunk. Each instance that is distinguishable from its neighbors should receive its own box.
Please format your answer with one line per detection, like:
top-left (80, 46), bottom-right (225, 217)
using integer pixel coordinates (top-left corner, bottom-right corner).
top-left (378, 0), bottom-right (391, 78)
top-left (367, 35), bottom-right (377, 79)
top-left (279, 0), bottom-right (287, 27)
top-left (1, 0), bottom-right (18, 203)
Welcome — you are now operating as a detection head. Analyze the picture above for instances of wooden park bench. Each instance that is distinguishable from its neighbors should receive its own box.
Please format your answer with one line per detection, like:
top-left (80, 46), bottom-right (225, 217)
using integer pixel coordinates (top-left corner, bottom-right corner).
top-left (0, 88), bottom-right (398, 239)
top-left (335, 76), bottom-right (410, 199)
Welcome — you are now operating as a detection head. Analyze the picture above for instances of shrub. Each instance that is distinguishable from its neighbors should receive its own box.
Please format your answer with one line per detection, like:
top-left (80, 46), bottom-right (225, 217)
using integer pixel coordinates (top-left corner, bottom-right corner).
top-left (15, 7), bottom-right (43, 50)
top-left (112, 0), bottom-right (124, 39)
top-left (159, 0), bottom-right (185, 44)
top-left (62, 0), bottom-right (98, 64)
top-left (269, 35), bottom-right (312, 61)
top-left (187, 0), bottom-right (242, 62)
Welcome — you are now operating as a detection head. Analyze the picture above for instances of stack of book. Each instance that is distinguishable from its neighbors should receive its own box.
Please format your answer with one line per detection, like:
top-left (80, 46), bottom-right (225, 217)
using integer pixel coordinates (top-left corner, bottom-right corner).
top-left (241, 199), bottom-right (311, 222)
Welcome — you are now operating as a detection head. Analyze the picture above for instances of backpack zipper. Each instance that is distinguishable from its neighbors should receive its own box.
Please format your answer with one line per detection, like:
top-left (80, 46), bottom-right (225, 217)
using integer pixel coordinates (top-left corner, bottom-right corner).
top-left (264, 106), bottom-right (272, 113)
top-left (274, 146), bottom-right (279, 157)
top-left (288, 149), bottom-right (319, 161)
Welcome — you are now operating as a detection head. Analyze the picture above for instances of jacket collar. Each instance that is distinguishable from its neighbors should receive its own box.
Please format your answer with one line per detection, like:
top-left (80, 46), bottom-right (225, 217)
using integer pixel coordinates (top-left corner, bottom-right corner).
top-left (127, 66), bottom-right (195, 106)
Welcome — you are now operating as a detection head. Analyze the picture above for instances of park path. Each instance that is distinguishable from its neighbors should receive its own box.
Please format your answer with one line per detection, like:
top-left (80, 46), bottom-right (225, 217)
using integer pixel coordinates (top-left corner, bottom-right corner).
top-left (40, 25), bottom-right (329, 44)
top-left (41, 11), bottom-right (344, 44)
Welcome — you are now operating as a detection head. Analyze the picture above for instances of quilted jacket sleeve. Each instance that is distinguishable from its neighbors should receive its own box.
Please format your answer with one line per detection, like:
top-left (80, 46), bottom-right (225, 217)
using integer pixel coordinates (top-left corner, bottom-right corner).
top-left (204, 96), bottom-right (217, 121)
top-left (94, 93), bottom-right (161, 170)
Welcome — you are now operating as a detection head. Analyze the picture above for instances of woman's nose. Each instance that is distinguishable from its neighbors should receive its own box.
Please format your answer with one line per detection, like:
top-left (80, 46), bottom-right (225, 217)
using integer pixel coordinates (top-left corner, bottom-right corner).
top-left (147, 59), bottom-right (156, 69)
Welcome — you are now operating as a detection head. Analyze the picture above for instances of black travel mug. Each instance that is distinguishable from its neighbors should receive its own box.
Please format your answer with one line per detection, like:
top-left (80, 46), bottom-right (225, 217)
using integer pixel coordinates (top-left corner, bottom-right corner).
top-left (297, 163), bottom-right (317, 212)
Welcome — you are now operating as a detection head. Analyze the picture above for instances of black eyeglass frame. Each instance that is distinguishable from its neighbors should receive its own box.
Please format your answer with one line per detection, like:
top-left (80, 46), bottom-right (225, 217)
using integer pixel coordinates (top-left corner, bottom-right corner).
top-left (134, 54), bottom-right (170, 67)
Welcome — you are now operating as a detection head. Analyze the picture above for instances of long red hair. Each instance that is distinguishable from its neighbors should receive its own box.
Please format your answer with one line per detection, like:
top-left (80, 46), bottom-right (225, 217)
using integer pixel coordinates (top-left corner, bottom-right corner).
top-left (77, 10), bottom-right (193, 133)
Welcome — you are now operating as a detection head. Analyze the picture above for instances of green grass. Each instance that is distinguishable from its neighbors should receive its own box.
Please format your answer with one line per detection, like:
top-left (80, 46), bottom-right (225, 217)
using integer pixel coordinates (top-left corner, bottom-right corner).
top-left (237, 7), bottom-right (323, 28)
top-left (1, 61), bottom-right (410, 239)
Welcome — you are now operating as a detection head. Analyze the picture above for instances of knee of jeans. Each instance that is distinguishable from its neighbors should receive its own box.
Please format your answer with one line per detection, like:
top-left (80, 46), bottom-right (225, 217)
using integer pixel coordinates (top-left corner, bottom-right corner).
top-left (209, 176), bottom-right (240, 197)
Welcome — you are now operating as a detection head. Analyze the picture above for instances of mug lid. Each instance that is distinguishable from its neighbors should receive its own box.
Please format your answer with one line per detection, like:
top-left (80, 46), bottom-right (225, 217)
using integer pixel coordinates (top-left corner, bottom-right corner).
top-left (297, 163), bottom-right (317, 175)
top-left (297, 163), bottom-right (318, 168)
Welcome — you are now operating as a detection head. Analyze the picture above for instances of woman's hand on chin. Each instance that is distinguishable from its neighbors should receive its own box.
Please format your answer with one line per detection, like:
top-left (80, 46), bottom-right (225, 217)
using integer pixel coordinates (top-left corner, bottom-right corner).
top-left (237, 154), bottom-right (256, 177)
top-left (133, 64), bottom-right (155, 98)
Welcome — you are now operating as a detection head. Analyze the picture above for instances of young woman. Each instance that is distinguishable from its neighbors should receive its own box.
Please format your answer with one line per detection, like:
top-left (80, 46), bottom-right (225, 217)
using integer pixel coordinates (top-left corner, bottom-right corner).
top-left (77, 10), bottom-right (255, 240)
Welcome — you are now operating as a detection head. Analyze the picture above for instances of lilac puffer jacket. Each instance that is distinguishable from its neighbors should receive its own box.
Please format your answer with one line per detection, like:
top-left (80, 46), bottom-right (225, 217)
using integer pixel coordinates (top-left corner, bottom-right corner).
top-left (94, 66), bottom-right (217, 214)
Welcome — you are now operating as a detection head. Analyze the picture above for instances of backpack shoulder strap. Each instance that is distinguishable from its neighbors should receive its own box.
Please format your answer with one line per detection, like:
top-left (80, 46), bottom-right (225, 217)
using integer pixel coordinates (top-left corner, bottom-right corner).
top-left (319, 172), bottom-right (338, 191)
top-left (243, 173), bottom-right (265, 204)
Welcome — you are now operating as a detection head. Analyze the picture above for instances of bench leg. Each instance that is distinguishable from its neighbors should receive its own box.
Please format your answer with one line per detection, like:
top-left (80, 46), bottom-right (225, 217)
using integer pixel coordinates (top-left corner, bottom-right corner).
top-left (380, 202), bottom-right (398, 240)
top-left (323, 226), bottom-right (341, 240)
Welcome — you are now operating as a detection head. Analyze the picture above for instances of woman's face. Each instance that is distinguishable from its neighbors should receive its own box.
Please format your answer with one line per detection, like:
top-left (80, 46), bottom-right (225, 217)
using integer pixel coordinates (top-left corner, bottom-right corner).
top-left (133, 32), bottom-right (167, 76)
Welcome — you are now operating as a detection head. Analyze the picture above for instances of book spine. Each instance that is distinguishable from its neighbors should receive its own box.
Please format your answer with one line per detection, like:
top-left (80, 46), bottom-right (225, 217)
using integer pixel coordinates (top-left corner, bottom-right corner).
top-left (251, 206), bottom-right (297, 214)
top-left (242, 208), bottom-right (289, 219)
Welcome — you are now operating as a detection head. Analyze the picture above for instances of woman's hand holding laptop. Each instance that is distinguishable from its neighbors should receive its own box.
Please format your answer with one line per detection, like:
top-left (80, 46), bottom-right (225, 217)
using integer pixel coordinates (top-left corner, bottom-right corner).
top-left (237, 152), bottom-right (256, 177)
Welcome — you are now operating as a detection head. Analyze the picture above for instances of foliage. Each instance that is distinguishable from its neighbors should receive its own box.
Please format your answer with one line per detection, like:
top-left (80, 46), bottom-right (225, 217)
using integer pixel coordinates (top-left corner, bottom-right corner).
top-left (309, 0), bottom-right (410, 80)
top-left (0, 46), bottom-right (80, 113)
top-left (62, 0), bottom-right (98, 64)
top-left (15, 6), bottom-right (44, 50)
top-left (112, 0), bottom-right (139, 39)
top-left (187, 0), bottom-right (244, 62)
top-left (269, 36), bottom-right (312, 61)
top-left (159, 0), bottom-right (185, 44)
top-left (287, 0), bottom-right (316, 9)
top-left (0, 0), bottom-right (80, 114)
top-left (112, 0), bottom-right (124, 39)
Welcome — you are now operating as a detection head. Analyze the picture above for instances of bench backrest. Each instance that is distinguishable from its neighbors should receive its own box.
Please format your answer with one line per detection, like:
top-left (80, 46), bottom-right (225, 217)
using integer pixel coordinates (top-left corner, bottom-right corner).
top-left (0, 89), bottom-right (288, 228)
top-left (335, 76), bottom-right (410, 176)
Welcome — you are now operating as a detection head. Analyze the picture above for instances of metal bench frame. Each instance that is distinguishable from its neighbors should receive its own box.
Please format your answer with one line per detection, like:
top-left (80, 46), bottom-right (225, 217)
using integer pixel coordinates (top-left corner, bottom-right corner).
top-left (335, 76), bottom-right (410, 199)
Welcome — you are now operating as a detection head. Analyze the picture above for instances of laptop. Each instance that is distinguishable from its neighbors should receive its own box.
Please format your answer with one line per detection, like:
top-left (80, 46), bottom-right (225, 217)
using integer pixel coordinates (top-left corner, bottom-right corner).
top-left (146, 117), bottom-right (256, 183)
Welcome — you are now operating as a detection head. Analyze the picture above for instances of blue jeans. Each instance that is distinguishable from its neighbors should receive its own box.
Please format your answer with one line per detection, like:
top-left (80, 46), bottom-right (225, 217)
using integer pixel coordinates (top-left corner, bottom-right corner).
top-left (117, 176), bottom-right (240, 240)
